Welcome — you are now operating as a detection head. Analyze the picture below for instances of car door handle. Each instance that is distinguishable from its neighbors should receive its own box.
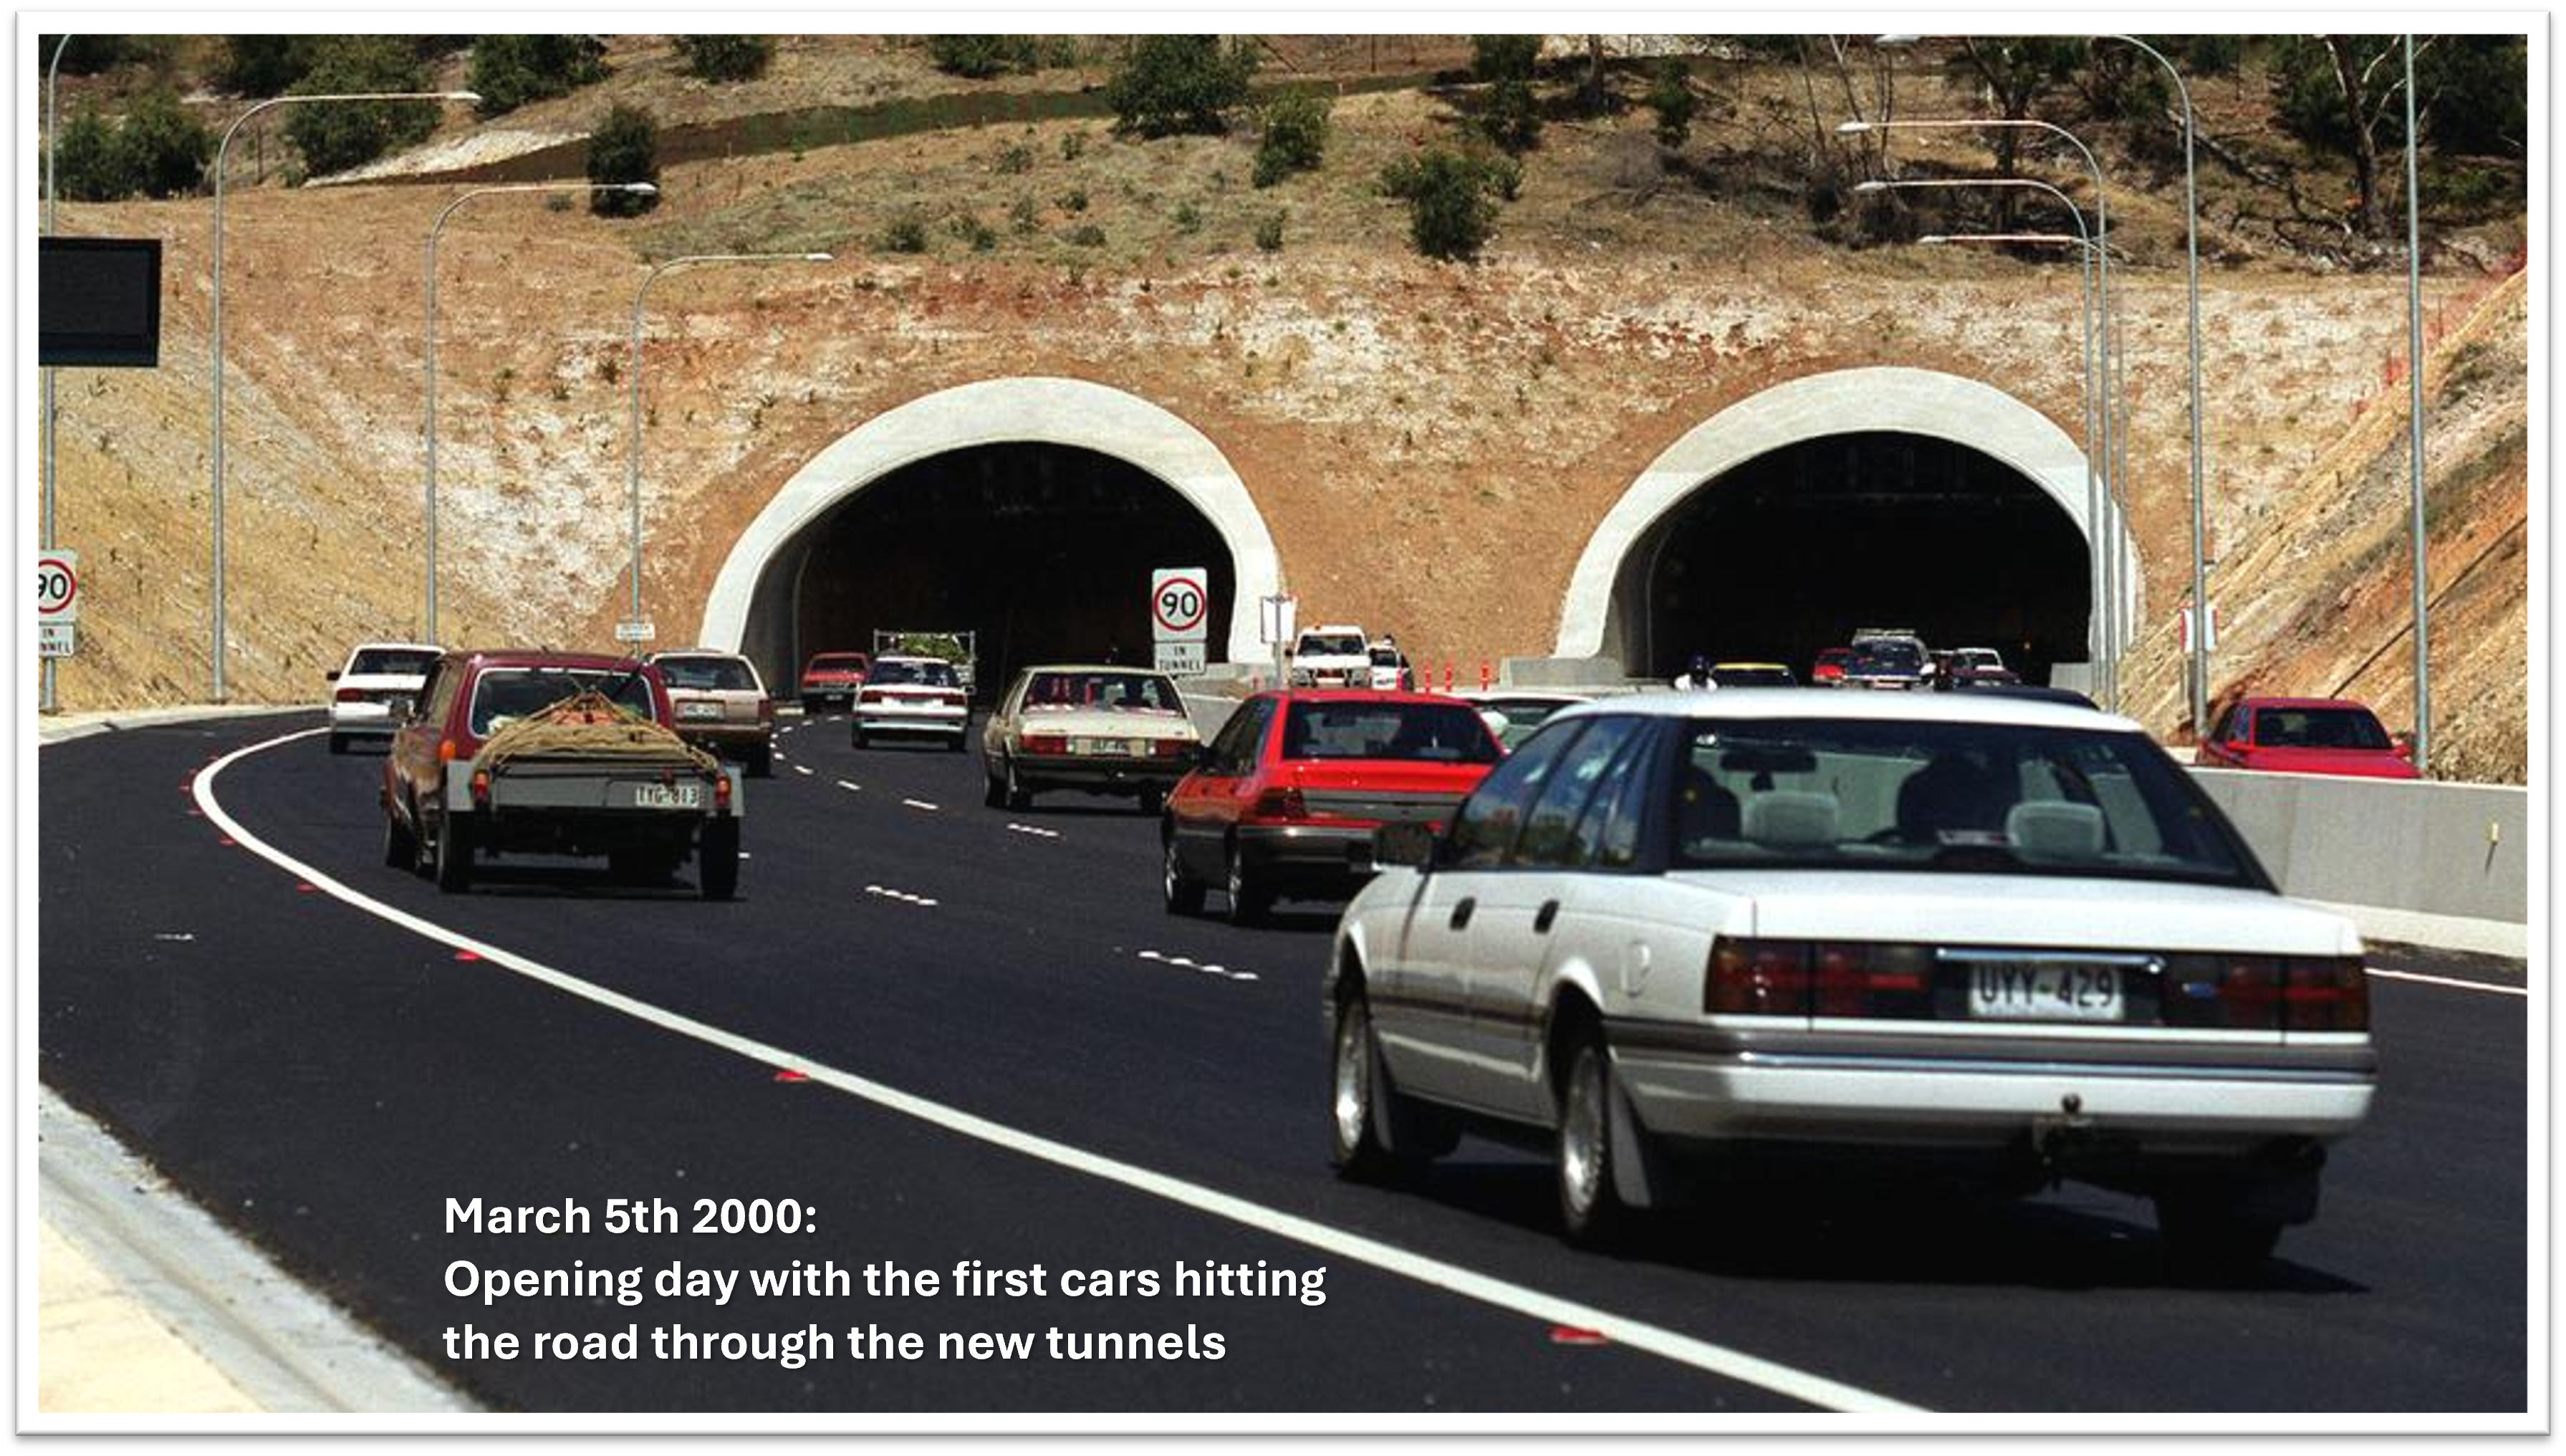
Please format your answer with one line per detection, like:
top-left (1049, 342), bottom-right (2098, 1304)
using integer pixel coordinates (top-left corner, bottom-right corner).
top-left (1449, 897), bottom-right (1475, 930)
top-left (1533, 899), bottom-right (1560, 934)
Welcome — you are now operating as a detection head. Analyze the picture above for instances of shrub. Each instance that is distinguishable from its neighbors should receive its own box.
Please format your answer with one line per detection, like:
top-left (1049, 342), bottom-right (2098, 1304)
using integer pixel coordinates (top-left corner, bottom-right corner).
top-left (993, 140), bottom-right (1034, 174)
top-left (118, 89), bottom-right (212, 197)
top-left (1057, 185), bottom-right (1087, 213)
top-left (1383, 148), bottom-right (1501, 261)
top-left (674, 35), bottom-right (773, 83)
top-left (42, 36), bottom-right (177, 78)
top-left (1481, 76), bottom-right (1541, 152)
top-left (1252, 88), bottom-right (1331, 188)
top-left (881, 215), bottom-right (929, 253)
top-left (1645, 57), bottom-right (1695, 149)
top-left (469, 35), bottom-right (610, 117)
top-left (1008, 195), bottom-right (1041, 233)
top-left (585, 104), bottom-right (662, 216)
top-left (1060, 130), bottom-right (1087, 160)
top-left (1069, 222), bottom-right (1106, 248)
top-left (1470, 34), bottom-right (1542, 84)
top-left (948, 211), bottom-right (997, 251)
top-left (284, 37), bottom-right (438, 177)
top-left (927, 35), bottom-right (1037, 79)
top-left (53, 105), bottom-right (135, 202)
top-left (215, 35), bottom-right (319, 95)
top-left (1104, 34), bottom-right (1254, 138)
top-left (1254, 211), bottom-right (1286, 251)
top-left (1173, 200), bottom-right (1203, 233)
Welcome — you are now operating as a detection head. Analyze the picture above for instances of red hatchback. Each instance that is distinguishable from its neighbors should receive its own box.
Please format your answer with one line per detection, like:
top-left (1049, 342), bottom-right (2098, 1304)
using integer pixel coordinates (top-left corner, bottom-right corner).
top-left (1162, 690), bottom-right (1503, 924)
top-left (799, 652), bottom-right (870, 713)
top-left (2196, 696), bottom-right (2420, 780)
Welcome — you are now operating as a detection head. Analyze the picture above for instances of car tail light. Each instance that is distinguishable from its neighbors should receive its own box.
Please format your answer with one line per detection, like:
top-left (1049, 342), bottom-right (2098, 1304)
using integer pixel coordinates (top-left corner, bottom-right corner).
top-left (335, 686), bottom-right (366, 703)
top-left (469, 768), bottom-right (490, 806)
top-left (758, 700), bottom-right (774, 723)
top-left (2282, 955), bottom-right (2368, 1031)
top-left (713, 771), bottom-right (733, 809)
top-left (1249, 786), bottom-right (1307, 821)
top-left (438, 738), bottom-right (458, 763)
top-left (1024, 734), bottom-right (1070, 756)
top-left (859, 690), bottom-right (884, 705)
top-left (1706, 937), bottom-right (1810, 1015)
top-left (1708, 938), bottom-right (1933, 1018)
top-left (938, 692), bottom-right (966, 708)
top-left (1151, 737), bottom-right (1193, 758)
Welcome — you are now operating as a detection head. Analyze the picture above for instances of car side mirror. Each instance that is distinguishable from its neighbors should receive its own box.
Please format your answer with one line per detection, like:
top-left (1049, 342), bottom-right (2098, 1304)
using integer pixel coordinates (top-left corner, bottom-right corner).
top-left (1374, 820), bottom-right (1438, 871)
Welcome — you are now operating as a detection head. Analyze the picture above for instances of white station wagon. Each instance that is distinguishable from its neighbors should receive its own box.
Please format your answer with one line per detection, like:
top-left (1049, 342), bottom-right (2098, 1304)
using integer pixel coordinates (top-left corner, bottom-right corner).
top-left (1327, 690), bottom-right (2374, 1267)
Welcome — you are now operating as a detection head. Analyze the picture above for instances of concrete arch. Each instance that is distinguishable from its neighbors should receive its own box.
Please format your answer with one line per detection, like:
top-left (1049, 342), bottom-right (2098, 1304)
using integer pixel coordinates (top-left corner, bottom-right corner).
top-left (698, 377), bottom-right (1281, 665)
top-left (1552, 365), bottom-right (2139, 678)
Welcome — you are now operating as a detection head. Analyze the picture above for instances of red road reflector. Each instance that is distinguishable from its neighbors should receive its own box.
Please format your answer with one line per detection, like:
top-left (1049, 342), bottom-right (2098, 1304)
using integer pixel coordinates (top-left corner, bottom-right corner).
top-left (452, 950), bottom-right (482, 962)
top-left (1549, 1326), bottom-right (1610, 1346)
top-left (185, 808), bottom-right (202, 817)
top-left (773, 1069), bottom-right (810, 1083)
top-left (216, 837), bottom-right (236, 847)
top-left (294, 882), bottom-right (317, 893)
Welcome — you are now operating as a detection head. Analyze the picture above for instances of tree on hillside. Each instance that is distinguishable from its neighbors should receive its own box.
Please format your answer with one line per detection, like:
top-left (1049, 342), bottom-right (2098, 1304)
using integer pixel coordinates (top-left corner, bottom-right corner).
top-left (1943, 37), bottom-right (2080, 221)
top-left (468, 35), bottom-right (610, 117)
top-left (1252, 88), bottom-right (1331, 187)
top-left (1645, 57), bottom-right (1696, 150)
top-left (926, 35), bottom-right (1037, 79)
top-left (53, 105), bottom-right (136, 202)
top-left (118, 89), bottom-right (214, 197)
top-left (284, 37), bottom-right (438, 178)
top-left (1470, 34), bottom-right (1543, 152)
top-left (1381, 148), bottom-right (1509, 261)
top-left (216, 35), bottom-right (319, 95)
top-left (2417, 35), bottom-right (2526, 158)
top-left (1104, 35), bottom-right (1254, 138)
top-left (585, 104), bottom-right (662, 216)
top-left (39, 35), bottom-right (175, 78)
top-left (2271, 35), bottom-right (2421, 238)
top-left (675, 35), bottom-right (774, 83)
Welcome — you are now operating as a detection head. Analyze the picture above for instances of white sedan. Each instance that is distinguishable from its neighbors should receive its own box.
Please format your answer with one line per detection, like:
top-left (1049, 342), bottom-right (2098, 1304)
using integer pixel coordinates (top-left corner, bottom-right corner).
top-left (327, 641), bottom-right (441, 754)
top-left (1326, 689), bottom-right (2373, 1267)
top-left (851, 655), bottom-right (970, 751)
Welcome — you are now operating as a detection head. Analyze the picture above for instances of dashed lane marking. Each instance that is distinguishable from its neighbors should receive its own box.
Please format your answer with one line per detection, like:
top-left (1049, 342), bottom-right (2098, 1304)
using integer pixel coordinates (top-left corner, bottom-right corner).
top-left (1005, 823), bottom-right (1061, 839)
top-left (862, 884), bottom-right (940, 908)
top-left (1136, 949), bottom-right (1259, 983)
top-left (901, 799), bottom-right (940, 813)
top-left (837, 780), bottom-right (862, 794)
top-left (794, 765), bottom-right (815, 777)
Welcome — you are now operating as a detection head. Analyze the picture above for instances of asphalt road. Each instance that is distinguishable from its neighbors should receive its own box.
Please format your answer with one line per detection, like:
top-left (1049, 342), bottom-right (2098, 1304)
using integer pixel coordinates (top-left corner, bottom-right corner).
top-left (37, 710), bottom-right (2532, 1415)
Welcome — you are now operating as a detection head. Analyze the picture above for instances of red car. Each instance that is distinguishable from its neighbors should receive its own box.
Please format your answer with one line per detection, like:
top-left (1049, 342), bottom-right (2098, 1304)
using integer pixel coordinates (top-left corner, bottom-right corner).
top-left (798, 651), bottom-right (870, 713)
top-left (1811, 647), bottom-right (1855, 686)
top-left (2196, 697), bottom-right (2420, 780)
top-left (1161, 690), bottom-right (1503, 924)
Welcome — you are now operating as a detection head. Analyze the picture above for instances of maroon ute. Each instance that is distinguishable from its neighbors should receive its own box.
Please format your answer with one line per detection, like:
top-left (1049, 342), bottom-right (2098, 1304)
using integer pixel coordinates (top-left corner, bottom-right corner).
top-left (383, 650), bottom-right (744, 897)
top-left (799, 652), bottom-right (871, 713)
top-left (2196, 696), bottom-right (2421, 781)
top-left (1161, 690), bottom-right (1503, 924)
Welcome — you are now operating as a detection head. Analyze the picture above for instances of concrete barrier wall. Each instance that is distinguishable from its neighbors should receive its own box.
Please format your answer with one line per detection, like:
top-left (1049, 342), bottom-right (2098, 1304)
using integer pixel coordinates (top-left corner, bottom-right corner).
top-left (2188, 767), bottom-right (2529, 926)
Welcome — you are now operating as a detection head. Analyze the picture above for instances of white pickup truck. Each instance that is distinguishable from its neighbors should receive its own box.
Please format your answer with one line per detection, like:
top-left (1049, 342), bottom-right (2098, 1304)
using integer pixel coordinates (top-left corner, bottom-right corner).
top-left (1289, 625), bottom-right (1373, 689)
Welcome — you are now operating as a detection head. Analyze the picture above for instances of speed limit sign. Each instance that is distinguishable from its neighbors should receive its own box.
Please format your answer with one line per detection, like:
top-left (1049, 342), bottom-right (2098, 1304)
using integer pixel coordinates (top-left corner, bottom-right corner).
top-left (36, 549), bottom-right (77, 623)
top-left (1151, 567), bottom-right (1208, 675)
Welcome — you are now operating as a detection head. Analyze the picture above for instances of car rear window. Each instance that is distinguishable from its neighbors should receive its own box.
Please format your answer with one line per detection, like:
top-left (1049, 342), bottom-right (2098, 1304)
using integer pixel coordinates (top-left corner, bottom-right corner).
top-left (1023, 671), bottom-right (1181, 712)
top-left (469, 669), bottom-right (658, 736)
top-left (870, 660), bottom-right (958, 688)
top-left (807, 655), bottom-right (868, 672)
top-left (1282, 700), bottom-right (1500, 764)
top-left (350, 648), bottom-right (438, 677)
top-left (1711, 667), bottom-right (1795, 688)
top-left (1671, 718), bottom-right (2257, 887)
top-left (1297, 635), bottom-right (1368, 657)
top-left (1853, 643), bottom-right (1923, 672)
top-left (2254, 707), bottom-right (2390, 751)
top-left (657, 656), bottom-right (759, 692)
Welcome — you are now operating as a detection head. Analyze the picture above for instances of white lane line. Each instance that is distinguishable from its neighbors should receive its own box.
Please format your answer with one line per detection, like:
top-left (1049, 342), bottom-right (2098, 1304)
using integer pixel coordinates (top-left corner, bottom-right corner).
top-left (901, 798), bottom-right (940, 812)
top-left (1005, 823), bottom-right (1061, 839)
top-left (194, 726), bottom-right (1918, 1415)
top-left (1136, 950), bottom-right (1261, 985)
top-left (862, 884), bottom-right (940, 908)
top-left (2367, 966), bottom-right (2529, 998)
top-left (794, 765), bottom-right (815, 777)
top-left (836, 780), bottom-right (862, 793)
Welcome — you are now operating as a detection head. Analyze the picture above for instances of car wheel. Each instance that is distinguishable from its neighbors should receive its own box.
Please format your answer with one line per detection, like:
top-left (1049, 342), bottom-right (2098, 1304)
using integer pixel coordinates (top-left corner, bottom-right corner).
top-left (383, 802), bottom-right (415, 869)
top-left (1162, 832), bottom-right (1206, 916)
top-left (432, 810), bottom-right (474, 893)
top-left (1002, 758), bottom-right (1032, 812)
top-left (327, 733), bottom-right (348, 756)
top-left (749, 746), bottom-right (773, 778)
top-left (698, 819), bottom-right (741, 901)
top-left (1136, 784), bottom-right (1167, 817)
top-left (1224, 839), bottom-right (1269, 926)
top-left (1330, 988), bottom-right (1451, 1180)
top-left (983, 761), bottom-right (1006, 809)
top-left (850, 724), bottom-right (868, 750)
top-left (945, 733), bottom-right (966, 754)
top-left (1557, 1034), bottom-right (1636, 1248)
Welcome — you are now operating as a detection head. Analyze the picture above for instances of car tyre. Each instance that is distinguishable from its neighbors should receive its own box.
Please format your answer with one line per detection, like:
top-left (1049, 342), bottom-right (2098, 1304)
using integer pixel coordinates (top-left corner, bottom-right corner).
top-left (944, 732), bottom-right (966, 755)
top-left (850, 724), bottom-right (869, 750)
top-left (698, 819), bottom-right (741, 901)
top-left (1002, 758), bottom-right (1033, 812)
top-left (432, 810), bottom-right (474, 893)
top-left (749, 746), bottom-right (774, 778)
top-left (328, 733), bottom-right (349, 756)
top-left (383, 802), bottom-right (415, 869)
top-left (1224, 839), bottom-right (1269, 926)
top-left (1330, 987), bottom-right (1453, 1180)
top-left (1162, 832), bottom-right (1206, 916)
top-left (1557, 1034), bottom-right (1637, 1248)
top-left (1136, 784), bottom-right (1167, 817)
top-left (983, 761), bottom-right (1006, 809)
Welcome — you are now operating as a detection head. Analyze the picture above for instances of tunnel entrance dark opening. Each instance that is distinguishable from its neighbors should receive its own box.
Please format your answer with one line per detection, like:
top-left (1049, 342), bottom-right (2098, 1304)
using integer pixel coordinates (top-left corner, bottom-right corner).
top-left (1628, 431), bottom-right (2090, 684)
top-left (759, 443), bottom-right (1235, 699)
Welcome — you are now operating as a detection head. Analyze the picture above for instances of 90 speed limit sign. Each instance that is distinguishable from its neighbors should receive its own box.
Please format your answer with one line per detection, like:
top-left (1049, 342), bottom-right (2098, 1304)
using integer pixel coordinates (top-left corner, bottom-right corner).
top-left (1150, 567), bottom-right (1208, 677)
top-left (36, 549), bottom-right (78, 622)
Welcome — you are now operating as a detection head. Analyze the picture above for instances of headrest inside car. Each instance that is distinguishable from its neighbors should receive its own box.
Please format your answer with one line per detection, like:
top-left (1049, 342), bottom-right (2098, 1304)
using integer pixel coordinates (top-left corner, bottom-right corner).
top-left (1743, 791), bottom-right (1838, 848)
top-left (2007, 801), bottom-right (2106, 862)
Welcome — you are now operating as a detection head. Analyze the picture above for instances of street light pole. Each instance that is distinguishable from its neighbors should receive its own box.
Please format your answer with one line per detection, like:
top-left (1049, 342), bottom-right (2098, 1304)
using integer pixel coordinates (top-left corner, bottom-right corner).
top-left (42, 33), bottom-right (70, 713)
top-left (1865, 175), bottom-right (2110, 702)
top-left (210, 89), bottom-right (476, 703)
top-left (1842, 115), bottom-right (2124, 706)
top-left (625, 251), bottom-right (831, 638)
top-left (423, 181), bottom-right (657, 644)
top-left (2402, 35), bottom-right (2431, 776)
top-left (2101, 35), bottom-right (2210, 738)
